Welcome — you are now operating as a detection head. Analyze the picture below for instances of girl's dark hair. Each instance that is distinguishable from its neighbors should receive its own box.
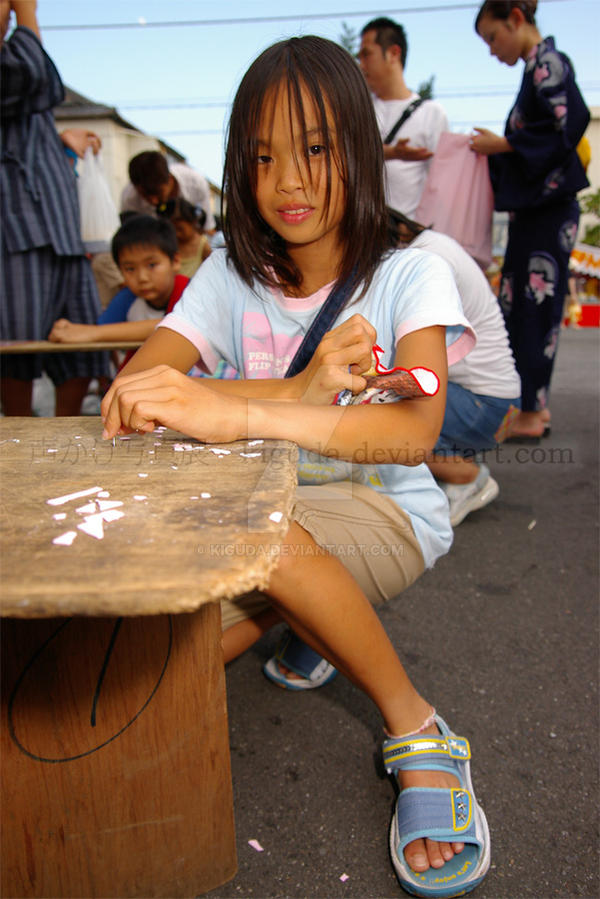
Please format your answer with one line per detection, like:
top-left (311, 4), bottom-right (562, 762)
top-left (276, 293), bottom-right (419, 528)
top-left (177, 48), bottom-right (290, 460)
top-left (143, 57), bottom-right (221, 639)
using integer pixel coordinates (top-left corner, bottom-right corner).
top-left (157, 196), bottom-right (207, 231)
top-left (387, 207), bottom-right (427, 244)
top-left (111, 215), bottom-right (178, 266)
top-left (222, 35), bottom-right (391, 296)
top-left (475, 1), bottom-right (538, 31)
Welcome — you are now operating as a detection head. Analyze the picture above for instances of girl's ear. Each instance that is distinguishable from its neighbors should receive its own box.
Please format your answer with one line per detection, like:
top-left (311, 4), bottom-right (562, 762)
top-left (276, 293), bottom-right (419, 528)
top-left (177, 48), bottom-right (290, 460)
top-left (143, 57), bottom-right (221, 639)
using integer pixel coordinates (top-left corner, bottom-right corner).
top-left (508, 6), bottom-right (526, 29)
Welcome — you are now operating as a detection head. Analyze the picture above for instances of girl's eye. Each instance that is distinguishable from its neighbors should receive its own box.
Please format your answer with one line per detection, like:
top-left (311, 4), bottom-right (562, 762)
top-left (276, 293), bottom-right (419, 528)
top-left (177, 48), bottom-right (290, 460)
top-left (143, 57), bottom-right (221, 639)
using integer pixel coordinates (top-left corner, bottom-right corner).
top-left (257, 155), bottom-right (272, 165)
top-left (307, 144), bottom-right (326, 158)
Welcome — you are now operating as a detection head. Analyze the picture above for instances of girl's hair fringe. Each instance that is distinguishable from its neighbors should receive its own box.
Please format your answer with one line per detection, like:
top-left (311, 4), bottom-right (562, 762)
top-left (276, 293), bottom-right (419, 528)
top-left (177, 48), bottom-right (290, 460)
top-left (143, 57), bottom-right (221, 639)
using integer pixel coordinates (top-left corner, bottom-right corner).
top-left (222, 35), bottom-right (392, 297)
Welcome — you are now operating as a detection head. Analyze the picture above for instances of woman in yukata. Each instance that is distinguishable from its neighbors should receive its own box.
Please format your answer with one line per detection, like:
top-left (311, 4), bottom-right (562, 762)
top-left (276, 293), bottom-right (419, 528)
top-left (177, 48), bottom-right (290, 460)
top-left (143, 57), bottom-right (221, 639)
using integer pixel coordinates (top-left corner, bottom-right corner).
top-left (471, 0), bottom-right (589, 440)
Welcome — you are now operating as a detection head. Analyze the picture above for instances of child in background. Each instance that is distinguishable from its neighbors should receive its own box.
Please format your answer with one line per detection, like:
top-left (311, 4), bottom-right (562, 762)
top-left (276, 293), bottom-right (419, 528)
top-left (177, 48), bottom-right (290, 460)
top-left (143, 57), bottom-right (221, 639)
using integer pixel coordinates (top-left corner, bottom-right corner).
top-left (49, 216), bottom-right (187, 352)
top-left (157, 197), bottom-right (211, 278)
top-left (101, 36), bottom-right (490, 898)
top-left (390, 209), bottom-right (521, 525)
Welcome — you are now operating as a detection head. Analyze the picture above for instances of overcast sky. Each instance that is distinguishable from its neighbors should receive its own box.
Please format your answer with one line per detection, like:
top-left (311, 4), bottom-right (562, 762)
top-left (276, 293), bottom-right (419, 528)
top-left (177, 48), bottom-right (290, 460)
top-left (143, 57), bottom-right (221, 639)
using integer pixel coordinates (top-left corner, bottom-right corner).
top-left (32, 0), bottom-right (600, 186)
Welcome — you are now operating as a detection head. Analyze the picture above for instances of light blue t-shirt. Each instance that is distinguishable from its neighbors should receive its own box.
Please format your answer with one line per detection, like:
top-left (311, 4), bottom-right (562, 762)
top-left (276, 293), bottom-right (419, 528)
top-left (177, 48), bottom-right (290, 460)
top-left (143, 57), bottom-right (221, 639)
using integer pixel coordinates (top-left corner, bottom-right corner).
top-left (159, 248), bottom-right (475, 567)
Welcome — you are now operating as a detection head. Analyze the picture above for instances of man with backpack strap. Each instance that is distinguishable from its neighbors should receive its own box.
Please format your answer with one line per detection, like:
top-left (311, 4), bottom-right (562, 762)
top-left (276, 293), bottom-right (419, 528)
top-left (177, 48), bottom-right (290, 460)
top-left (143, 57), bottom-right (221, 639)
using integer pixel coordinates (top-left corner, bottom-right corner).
top-left (358, 17), bottom-right (448, 217)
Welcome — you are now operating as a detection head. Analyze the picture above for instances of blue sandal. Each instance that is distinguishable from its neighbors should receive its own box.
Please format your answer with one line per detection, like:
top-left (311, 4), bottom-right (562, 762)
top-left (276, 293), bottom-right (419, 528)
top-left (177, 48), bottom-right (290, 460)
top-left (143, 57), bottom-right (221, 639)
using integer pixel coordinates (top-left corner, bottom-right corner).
top-left (263, 630), bottom-right (338, 690)
top-left (383, 714), bottom-right (490, 898)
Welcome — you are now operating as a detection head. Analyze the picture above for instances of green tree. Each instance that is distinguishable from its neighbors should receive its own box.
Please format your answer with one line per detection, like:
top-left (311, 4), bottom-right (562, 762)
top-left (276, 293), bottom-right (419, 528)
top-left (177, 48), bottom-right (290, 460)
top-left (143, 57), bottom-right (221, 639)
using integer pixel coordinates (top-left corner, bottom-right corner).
top-left (417, 75), bottom-right (435, 99)
top-left (339, 21), bottom-right (358, 57)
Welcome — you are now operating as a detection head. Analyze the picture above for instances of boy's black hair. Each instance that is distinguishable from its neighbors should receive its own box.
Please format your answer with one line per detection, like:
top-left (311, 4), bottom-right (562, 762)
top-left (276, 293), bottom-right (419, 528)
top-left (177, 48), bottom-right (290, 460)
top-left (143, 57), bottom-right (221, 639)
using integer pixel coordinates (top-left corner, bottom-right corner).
top-left (128, 151), bottom-right (170, 195)
top-left (360, 17), bottom-right (408, 68)
top-left (475, 1), bottom-right (538, 31)
top-left (223, 35), bottom-right (392, 297)
top-left (111, 215), bottom-right (179, 267)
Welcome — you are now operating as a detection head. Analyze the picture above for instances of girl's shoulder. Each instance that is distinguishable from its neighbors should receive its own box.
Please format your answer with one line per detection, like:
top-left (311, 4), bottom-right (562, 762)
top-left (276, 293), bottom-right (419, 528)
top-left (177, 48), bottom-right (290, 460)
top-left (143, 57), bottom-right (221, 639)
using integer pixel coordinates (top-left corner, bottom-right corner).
top-left (184, 248), bottom-right (272, 306)
top-left (372, 246), bottom-right (454, 286)
top-left (527, 36), bottom-right (573, 85)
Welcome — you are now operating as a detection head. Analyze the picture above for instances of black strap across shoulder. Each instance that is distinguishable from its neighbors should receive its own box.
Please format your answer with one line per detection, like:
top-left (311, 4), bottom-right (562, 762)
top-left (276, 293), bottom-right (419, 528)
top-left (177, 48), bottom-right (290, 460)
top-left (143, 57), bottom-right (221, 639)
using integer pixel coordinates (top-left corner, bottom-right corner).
top-left (284, 275), bottom-right (356, 378)
top-left (383, 97), bottom-right (424, 145)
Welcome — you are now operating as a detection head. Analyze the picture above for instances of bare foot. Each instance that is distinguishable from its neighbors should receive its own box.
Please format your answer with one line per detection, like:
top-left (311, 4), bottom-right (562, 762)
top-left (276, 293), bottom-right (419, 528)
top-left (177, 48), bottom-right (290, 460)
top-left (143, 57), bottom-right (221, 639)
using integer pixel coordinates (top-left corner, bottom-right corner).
top-left (397, 723), bottom-right (465, 872)
top-left (506, 410), bottom-right (546, 438)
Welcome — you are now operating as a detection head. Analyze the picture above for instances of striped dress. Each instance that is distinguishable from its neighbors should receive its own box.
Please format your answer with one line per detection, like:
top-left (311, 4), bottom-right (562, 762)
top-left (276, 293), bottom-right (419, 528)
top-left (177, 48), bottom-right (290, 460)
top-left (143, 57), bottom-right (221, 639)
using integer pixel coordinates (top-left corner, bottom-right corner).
top-left (0, 25), bottom-right (106, 384)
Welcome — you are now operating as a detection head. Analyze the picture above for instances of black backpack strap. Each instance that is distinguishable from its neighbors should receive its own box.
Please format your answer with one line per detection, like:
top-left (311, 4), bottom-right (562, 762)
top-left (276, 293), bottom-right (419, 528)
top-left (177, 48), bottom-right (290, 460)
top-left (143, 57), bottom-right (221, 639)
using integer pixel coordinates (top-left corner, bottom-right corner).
top-left (383, 97), bottom-right (425, 145)
top-left (285, 274), bottom-right (357, 378)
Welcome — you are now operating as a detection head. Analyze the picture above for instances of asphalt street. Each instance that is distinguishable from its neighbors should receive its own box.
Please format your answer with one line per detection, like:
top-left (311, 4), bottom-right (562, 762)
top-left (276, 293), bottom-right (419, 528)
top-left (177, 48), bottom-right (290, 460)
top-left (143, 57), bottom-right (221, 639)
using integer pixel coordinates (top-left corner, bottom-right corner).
top-left (208, 327), bottom-right (599, 899)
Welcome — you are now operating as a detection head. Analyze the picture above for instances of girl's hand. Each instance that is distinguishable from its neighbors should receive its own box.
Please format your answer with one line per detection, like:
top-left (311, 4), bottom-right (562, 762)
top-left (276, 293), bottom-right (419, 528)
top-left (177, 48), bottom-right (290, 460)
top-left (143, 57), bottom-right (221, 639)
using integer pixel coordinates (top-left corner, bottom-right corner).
top-left (293, 313), bottom-right (376, 404)
top-left (101, 365), bottom-right (248, 443)
top-left (470, 128), bottom-right (512, 156)
top-left (48, 319), bottom-right (98, 343)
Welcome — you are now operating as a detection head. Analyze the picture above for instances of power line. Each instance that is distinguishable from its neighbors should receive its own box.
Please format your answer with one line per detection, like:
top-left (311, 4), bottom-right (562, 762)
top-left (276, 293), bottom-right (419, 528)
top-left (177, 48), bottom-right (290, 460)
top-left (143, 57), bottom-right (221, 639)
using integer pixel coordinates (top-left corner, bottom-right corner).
top-left (116, 80), bottom-right (599, 111)
top-left (41, 0), bottom-right (571, 31)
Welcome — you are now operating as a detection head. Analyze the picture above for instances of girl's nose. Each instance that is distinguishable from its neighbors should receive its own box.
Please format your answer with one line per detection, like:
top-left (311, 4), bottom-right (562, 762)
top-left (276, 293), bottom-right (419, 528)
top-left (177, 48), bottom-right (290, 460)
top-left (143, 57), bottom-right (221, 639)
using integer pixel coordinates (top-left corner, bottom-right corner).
top-left (277, 155), bottom-right (305, 193)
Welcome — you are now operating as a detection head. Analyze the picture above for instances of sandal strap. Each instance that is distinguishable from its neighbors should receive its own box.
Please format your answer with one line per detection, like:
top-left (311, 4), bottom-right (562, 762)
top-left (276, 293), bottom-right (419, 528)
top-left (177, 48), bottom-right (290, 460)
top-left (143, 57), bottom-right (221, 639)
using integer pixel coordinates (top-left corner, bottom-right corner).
top-left (393, 787), bottom-right (482, 850)
top-left (275, 632), bottom-right (334, 681)
top-left (383, 733), bottom-right (471, 775)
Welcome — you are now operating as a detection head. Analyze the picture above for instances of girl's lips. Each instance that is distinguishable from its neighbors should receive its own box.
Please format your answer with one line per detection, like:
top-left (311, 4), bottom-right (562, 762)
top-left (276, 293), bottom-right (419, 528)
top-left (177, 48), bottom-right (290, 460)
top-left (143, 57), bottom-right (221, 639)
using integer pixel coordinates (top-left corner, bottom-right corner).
top-left (277, 206), bottom-right (314, 224)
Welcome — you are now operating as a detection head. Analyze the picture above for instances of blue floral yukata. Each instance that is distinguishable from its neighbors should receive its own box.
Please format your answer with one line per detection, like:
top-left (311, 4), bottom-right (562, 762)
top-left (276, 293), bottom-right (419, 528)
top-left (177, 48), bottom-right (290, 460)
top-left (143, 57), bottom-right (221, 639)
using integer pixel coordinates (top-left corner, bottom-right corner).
top-left (488, 37), bottom-right (589, 412)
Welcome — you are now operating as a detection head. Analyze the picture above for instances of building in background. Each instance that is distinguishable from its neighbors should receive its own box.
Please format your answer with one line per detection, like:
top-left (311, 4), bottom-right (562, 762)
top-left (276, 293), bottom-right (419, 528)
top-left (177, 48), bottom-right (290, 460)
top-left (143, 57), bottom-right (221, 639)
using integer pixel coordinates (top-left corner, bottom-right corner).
top-left (53, 87), bottom-right (221, 216)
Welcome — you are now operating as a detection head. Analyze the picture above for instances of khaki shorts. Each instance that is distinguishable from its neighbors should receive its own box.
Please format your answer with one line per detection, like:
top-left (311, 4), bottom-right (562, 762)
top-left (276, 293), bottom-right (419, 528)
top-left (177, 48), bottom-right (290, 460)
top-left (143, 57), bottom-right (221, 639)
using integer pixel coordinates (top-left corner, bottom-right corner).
top-left (220, 481), bottom-right (425, 631)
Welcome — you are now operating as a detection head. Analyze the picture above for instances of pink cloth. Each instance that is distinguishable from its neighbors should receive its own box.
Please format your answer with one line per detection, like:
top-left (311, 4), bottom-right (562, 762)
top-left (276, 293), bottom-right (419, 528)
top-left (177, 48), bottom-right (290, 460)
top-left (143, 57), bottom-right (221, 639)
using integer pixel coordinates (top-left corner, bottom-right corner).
top-left (415, 132), bottom-right (494, 270)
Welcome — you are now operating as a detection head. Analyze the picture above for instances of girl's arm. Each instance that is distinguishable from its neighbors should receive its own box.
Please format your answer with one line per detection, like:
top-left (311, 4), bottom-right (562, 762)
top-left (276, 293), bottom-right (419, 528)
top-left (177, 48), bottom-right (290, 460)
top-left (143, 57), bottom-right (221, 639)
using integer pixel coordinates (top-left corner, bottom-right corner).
top-left (49, 318), bottom-right (168, 344)
top-left (101, 324), bottom-right (448, 466)
top-left (108, 313), bottom-right (374, 405)
top-left (470, 129), bottom-right (513, 156)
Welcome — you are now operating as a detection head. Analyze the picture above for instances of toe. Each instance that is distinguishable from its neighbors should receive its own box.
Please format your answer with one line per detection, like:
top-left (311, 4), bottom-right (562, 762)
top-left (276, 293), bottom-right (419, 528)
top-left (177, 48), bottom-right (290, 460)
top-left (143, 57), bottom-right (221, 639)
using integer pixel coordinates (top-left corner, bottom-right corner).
top-left (404, 838), bottom-right (429, 872)
top-left (425, 837), bottom-right (447, 869)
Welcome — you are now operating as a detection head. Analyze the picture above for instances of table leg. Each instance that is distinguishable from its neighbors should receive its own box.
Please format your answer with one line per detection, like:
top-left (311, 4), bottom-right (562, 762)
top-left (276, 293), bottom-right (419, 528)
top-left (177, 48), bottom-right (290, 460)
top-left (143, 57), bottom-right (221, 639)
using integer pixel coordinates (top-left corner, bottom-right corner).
top-left (1, 604), bottom-right (237, 898)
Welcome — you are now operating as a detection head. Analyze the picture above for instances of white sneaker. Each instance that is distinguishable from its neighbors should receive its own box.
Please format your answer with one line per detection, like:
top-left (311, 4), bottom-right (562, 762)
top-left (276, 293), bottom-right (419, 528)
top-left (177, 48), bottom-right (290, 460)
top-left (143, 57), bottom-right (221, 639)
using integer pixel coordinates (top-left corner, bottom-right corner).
top-left (441, 463), bottom-right (499, 527)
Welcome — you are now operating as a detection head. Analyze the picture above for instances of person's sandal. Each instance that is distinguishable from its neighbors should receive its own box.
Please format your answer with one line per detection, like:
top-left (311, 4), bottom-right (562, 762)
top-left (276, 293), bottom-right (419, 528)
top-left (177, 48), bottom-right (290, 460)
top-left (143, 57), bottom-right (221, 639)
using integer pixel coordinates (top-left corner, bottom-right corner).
top-left (384, 713), bottom-right (491, 897)
top-left (263, 630), bottom-right (338, 690)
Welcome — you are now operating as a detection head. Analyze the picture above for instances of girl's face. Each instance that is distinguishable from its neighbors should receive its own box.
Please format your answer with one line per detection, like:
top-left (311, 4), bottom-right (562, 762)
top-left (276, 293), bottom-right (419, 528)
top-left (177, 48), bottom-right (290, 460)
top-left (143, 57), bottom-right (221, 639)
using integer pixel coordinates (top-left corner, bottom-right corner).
top-left (254, 83), bottom-right (346, 267)
top-left (477, 12), bottom-right (526, 66)
top-left (172, 218), bottom-right (197, 244)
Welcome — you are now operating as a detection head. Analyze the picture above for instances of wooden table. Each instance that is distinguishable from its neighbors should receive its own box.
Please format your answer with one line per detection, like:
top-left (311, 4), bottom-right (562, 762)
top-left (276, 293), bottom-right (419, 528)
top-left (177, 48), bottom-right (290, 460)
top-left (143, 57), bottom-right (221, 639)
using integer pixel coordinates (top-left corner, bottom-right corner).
top-left (0, 417), bottom-right (298, 898)
top-left (0, 340), bottom-right (142, 354)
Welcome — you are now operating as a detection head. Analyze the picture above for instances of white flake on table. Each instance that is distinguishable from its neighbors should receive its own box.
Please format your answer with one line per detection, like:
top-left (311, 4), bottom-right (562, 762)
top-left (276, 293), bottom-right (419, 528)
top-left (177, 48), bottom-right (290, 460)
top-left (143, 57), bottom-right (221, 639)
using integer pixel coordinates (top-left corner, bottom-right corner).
top-left (269, 511), bottom-right (283, 523)
top-left (78, 514), bottom-right (106, 539)
top-left (76, 502), bottom-right (97, 515)
top-left (247, 439), bottom-right (263, 446)
top-left (47, 486), bottom-right (103, 506)
top-left (53, 513), bottom-right (67, 521)
top-left (133, 494), bottom-right (147, 501)
top-left (138, 472), bottom-right (149, 478)
top-left (201, 492), bottom-right (211, 498)
top-left (209, 448), bottom-right (231, 456)
top-left (53, 531), bottom-right (78, 546)
top-left (241, 452), bottom-right (262, 458)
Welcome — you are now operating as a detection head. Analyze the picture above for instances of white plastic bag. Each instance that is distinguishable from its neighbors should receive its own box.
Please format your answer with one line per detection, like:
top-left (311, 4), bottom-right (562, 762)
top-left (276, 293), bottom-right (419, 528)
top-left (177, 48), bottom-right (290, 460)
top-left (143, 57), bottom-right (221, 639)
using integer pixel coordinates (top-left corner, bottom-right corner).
top-left (77, 148), bottom-right (120, 253)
